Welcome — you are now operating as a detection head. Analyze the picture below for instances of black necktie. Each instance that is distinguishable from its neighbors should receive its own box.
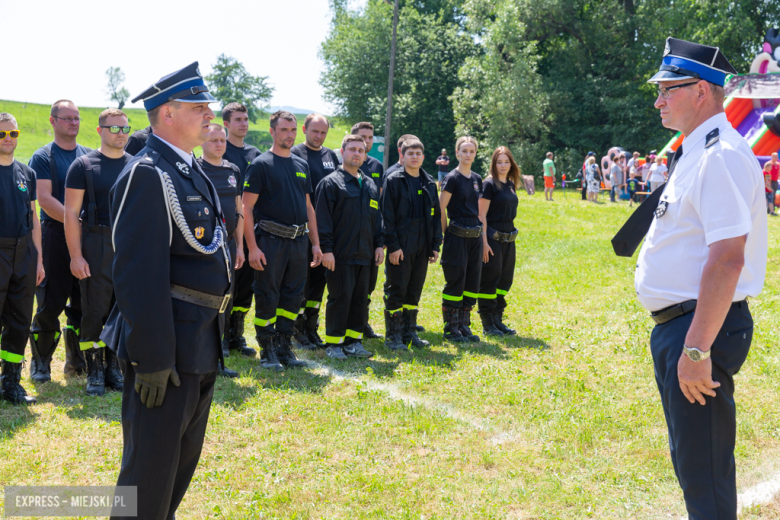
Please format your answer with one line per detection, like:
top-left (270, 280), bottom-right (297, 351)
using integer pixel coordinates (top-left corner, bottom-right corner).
top-left (611, 144), bottom-right (683, 257)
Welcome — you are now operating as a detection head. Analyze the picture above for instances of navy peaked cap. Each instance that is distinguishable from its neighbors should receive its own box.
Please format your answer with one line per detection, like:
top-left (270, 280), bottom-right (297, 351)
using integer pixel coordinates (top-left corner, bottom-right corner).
top-left (648, 38), bottom-right (738, 86)
top-left (131, 62), bottom-right (217, 111)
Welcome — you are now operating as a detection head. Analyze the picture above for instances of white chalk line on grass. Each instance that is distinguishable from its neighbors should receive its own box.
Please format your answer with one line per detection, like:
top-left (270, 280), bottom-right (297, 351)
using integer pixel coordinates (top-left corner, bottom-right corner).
top-left (738, 471), bottom-right (780, 512)
top-left (305, 361), bottom-right (518, 445)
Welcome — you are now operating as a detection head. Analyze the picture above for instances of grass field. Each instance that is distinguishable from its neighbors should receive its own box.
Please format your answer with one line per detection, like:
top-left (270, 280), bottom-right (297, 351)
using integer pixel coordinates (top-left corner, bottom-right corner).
top-left (0, 99), bottom-right (352, 164)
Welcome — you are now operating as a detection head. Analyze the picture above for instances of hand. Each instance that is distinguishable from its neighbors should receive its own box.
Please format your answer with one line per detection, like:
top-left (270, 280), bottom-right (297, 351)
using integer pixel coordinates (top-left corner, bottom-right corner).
top-left (429, 251), bottom-right (439, 264)
top-left (249, 246), bottom-right (267, 271)
top-left (235, 247), bottom-right (245, 270)
top-left (483, 243), bottom-right (494, 263)
top-left (389, 249), bottom-right (404, 265)
top-left (134, 367), bottom-right (181, 409)
top-left (311, 245), bottom-right (323, 267)
top-left (678, 352), bottom-right (720, 405)
top-left (36, 262), bottom-right (45, 286)
top-left (374, 247), bottom-right (385, 266)
top-left (70, 256), bottom-right (91, 279)
top-left (322, 252), bottom-right (336, 271)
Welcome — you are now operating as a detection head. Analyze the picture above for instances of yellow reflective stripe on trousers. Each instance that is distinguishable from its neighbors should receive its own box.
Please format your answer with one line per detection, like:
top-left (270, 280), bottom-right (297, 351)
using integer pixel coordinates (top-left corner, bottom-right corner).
top-left (80, 340), bottom-right (108, 351)
top-left (254, 316), bottom-right (277, 326)
top-left (325, 335), bottom-right (345, 344)
top-left (232, 307), bottom-right (250, 313)
top-left (305, 301), bottom-right (321, 309)
top-left (442, 293), bottom-right (463, 301)
top-left (402, 304), bottom-right (417, 310)
top-left (386, 307), bottom-right (403, 314)
top-left (0, 350), bottom-right (24, 363)
top-left (463, 291), bottom-right (479, 299)
top-left (345, 329), bottom-right (363, 339)
top-left (276, 308), bottom-right (298, 321)
top-left (496, 289), bottom-right (508, 296)
top-left (65, 325), bottom-right (80, 335)
top-left (478, 293), bottom-right (497, 299)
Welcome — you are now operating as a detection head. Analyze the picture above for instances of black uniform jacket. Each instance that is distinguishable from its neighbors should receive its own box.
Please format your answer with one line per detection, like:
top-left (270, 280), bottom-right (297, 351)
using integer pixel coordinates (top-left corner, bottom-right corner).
top-left (315, 168), bottom-right (384, 265)
top-left (124, 126), bottom-right (152, 156)
top-left (101, 134), bottom-right (231, 374)
top-left (380, 169), bottom-right (443, 256)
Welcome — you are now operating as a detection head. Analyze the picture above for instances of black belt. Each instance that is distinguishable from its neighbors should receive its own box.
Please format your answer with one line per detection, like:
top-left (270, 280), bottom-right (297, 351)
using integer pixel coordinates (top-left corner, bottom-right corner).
top-left (651, 299), bottom-right (746, 325)
top-left (258, 220), bottom-right (308, 239)
top-left (448, 223), bottom-right (482, 238)
top-left (490, 228), bottom-right (518, 243)
top-left (0, 233), bottom-right (31, 247)
top-left (82, 224), bottom-right (112, 236)
top-left (171, 284), bottom-right (231, 313)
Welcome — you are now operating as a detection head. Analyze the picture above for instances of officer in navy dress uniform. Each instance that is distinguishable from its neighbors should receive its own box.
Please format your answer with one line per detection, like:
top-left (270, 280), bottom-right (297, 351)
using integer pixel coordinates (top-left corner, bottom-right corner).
top-left (621, 39), bottom-right (767, 519)
top-left (102, 62), bottom-right (231, 520)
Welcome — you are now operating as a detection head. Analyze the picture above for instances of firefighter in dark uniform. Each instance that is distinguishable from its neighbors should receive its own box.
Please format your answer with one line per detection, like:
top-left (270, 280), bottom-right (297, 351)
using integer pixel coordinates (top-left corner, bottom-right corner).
top-left (196, 123), bottom-right (244, 378)
top-left (63, 108), bottom-right (131, 396)
top-left (316, 135), bottom-right (384, 359)
top-left (102, 63), bottom-right (231, 520)
top-left (28, 100), bottom-right (90, 382)
top-left (380, 139), bottom-right (441, 351)
top-left (439, 136), bottom-right (483, 343)
top-left (0, 113), bottom-right (44, 405)
top-left (477, 146), bottom-right (520, 337)
top-left (291, 114), bottom-right (340, 349)
top-left (242, 111), bottom-right (322, 371)
top-left (222, 103), bottom-right (261, 358)
top-left (124, 126), bottom-right (152, 156)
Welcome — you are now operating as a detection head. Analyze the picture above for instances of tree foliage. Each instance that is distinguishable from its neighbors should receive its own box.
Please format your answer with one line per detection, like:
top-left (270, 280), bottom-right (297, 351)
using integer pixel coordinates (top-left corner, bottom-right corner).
top-left (105, 67), bottom-right (130, 110)
top-left (206, 55), bottom-right (274, 123)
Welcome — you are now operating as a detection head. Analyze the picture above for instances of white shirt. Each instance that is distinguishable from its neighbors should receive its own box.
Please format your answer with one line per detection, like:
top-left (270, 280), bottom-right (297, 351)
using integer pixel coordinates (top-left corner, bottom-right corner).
top-left (635, 113), bottom-right (767, 312)
top-left (648, 163), bottom-right (667, 182)
top-left (154, 134), bottom-right (193, 167)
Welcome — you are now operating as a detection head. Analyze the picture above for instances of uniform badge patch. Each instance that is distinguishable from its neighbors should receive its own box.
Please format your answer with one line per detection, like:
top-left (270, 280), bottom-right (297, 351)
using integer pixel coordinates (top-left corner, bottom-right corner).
top-left (176, 162), bottom-right (190, 175)
top-left (473, 180), bottom-right (479, 192)
top-left (204, 207), bottom-right (209, 215)
top-left (655, 201), bottom-right (668, 218)
top-left (370, 200), bottom-right (379, 210)
top-left (228, 175), bottom-right (237, 187)
top-left (195, 227), bottom-right (205, 239)
top-left (17, 180), bottom-right (27, 192)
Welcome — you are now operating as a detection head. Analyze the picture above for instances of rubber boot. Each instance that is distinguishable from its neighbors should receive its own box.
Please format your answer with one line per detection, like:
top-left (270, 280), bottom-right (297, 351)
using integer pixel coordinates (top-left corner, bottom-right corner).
top-left (29, 332), bottom-right (56, 383)
top-left (292, 315), bottom-right (316, 350)
top-left (103, 347), bottom-right (124, 391)
top-left (480, 312), bottom-right (504, 337)
top-left (442, 306), bottom-right (466, 343)
top-left (459, 307), bottom-right (480, 343)
top-left (304, 314), bottom-right (326, 349)
top-left (63, 326), bottom-right (86, 377)
top-left (85, 348), bottom-right (105, 396)
top-left (403, 309), bottom-right (429, 347)
top-left (276, 334), bottom-right (308, 368)
top-left (259, 336), bottom-right (284, 372)
top-left (229, 311), bottom-right (257, 356)
top-left (0, 360), bottom-right (36, 405)
top-left (384, 310), bottom-right (407, 351)
top-left (494, 311), bottom-right (516, 335)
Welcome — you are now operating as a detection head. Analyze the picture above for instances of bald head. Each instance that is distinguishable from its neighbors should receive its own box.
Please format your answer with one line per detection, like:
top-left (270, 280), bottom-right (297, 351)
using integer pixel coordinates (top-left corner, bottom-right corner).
top-left (303, 113), bottom-right (330, 150)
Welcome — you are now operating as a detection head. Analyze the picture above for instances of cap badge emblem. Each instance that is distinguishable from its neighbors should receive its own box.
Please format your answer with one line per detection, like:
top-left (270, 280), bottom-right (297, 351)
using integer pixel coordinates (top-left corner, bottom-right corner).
top-left (195, 227), bottom-right (205, 239)
top-left (655, 201), bottom-right (668, 218)
top-left (176, 162), bottom-right (190, 175)
top-left (228, 175), bottom-right (237, 187)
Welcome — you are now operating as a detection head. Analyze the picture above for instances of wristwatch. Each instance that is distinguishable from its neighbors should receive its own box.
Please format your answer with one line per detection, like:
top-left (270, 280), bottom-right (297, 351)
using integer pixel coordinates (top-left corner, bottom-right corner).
top-left (683, 344), bottom-right (711, 362)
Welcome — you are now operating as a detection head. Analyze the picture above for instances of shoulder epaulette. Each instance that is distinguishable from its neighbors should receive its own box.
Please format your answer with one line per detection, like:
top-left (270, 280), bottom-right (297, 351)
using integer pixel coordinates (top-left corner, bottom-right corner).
top-left (705, 128), bottom-right (720, 148)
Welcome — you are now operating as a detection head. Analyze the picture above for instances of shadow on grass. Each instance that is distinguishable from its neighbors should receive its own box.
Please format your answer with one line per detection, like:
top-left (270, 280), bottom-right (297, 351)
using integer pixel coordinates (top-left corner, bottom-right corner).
top-left (0, 401), bottom-right (37, 440)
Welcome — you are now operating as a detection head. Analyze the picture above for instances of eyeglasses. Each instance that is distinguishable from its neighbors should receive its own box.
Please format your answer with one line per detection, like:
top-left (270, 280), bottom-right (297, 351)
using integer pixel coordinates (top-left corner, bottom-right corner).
top-left (657, 81), bottom-right (700, 99)
top-left (0, 130), bottom-right (20, 139)
top-left (53, 116), bottom-right (82, 123)
top-left (100, 125), bottom-right (132, 134)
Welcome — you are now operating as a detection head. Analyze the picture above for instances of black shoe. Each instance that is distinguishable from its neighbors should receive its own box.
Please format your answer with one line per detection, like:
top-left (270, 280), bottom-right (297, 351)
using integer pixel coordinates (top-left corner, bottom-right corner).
top-left (459, 307), bottom-right (480, 343)
top-left (304, 314), bottom-right (327, 349)
top-left (103, 347), bottom-right (124, 391)
top-left (63, 327), bottom-right (86, 377)
top-left (292, 315), bottom-right (316, 350)
top-left (403, 309), bottom-right (429, 347)
top-left (29, 332), bottom-right (56, 383)
top-left (494, 311), bottom-right (516, 336)
top-left (442, 306), bottom-right (467, 343)
top-left (363, 322), bottom-right (383, 340)
top-left (343, 342), bottom-right (373, 358)
top-left (219, 365), bottom-right (239, 378)
top-left (480, 312), bottom-right (504, 337)
top-left (259, 336), bottom-right (284, 372)
top-left (0, 360), bottom-right (36, 405)
top-left (384, 310), bottom-right (407, 351)
top-left (229, 311), bottom-right (257, 356)
top-left (85, 348), bottom-right (106, 397)
top-left (276, 334), bottom-right (308, 368)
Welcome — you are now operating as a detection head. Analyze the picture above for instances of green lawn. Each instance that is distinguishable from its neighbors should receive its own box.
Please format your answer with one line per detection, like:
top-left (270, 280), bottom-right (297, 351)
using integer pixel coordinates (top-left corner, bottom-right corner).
top-left (1, 189), bottom-right (780, 518)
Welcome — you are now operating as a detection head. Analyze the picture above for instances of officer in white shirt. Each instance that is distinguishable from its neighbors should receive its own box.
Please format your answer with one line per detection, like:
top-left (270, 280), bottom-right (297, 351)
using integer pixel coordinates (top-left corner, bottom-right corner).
top-left (635, 38), bottom-right (767, 520)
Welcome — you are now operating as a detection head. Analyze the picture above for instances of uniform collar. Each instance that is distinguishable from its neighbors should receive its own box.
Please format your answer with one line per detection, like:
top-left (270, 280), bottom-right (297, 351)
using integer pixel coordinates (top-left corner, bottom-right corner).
top-left (338, 167), bottom-right (364, 183)
top-left (153, 134), bottom-right (193, 167)
top-left (683, 113), bottom-right (728, 151)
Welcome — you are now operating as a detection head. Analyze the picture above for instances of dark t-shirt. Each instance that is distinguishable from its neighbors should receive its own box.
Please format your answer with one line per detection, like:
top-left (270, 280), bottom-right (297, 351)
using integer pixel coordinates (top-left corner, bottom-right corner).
top-left (124, 126), bottom-right (152, 156)
top-left (243, 151), bottom-right (312, 232)
top-left (0, 160), bottom-right (37, 238)
top-left (29, 142), bottom-right (90, 221)
top-left (196, 157), bottom-right (241, 237)
top-left (441, 169), bottom-right (482, 226)
top-left (405, 172), bottom-right (424, 218)
top-left (65, 150), bottom-right (132, 226)
top-left (480, 177), bottom-right (518, 232)
top-left (627, 178), bottom-right (641, 194)
top-left (383, 161), bottom-right (403, 184)
top-left (224, 140), bottom-right (262, 189)
top-left (437, 155), bottom-right (450, 172)
top-left (291, 143), bottom-right (340, 204)
top-left (359, 155), bottom-right (384, 191)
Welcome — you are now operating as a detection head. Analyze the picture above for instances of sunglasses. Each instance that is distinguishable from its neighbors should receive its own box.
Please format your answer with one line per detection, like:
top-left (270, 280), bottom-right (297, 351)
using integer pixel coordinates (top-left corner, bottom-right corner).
top-left (657, 81), bottom-right (700, 99)
top-left (100, 125), bottom-right (132, 134)
top-left (0, 130), bottom-right (20, 139)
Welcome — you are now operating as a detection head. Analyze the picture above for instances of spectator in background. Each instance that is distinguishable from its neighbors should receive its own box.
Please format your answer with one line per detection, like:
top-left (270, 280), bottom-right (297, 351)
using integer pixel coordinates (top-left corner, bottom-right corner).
top-left (768, 152), bottom-right (779, 216)
top-left (579, 152), bottom-right (595, 200)
top-left (648, 154), bottom-right (667, 192)
top-left (627, 151), bottom-right (640, 170)
top-left (627, 168), bottom-right (644, 207)
top-left (764, 163), bottom-right (774, 216)
top-left (543, 151), bottom-right (556, 201)
top-left (609, 154), bottom-right (625, 202)
top-left (586, 156), bottom-right (601, 203)
top-left (436, 149), bottom-right (450, 189)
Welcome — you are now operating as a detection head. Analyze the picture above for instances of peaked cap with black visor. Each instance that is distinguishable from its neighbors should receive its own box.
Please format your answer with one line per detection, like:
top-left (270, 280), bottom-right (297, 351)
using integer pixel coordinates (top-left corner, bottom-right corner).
top-left (648, 37), bottom-right (738, 86)
top-left (131, 62), bottom-right (217, 111)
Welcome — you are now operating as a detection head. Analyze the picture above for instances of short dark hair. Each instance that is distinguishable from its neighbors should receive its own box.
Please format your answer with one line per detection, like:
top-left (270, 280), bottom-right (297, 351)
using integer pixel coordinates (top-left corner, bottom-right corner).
top-left (147, 101), bottom-right (182, 127)
top-left (401, 139), bottom-right (424, 155)
top-left (270, 110), bottom-right (296, 130)
top-left (51, 99), bottom-right (76, 117)
top-left (98, 108), bottom-right (127, 126)
top-left (351, 122), bottom-right (374, 134)
top-left (222, 102), bottom-right (248, 123)
top-left (341, 134), bottom-right (366, 150)
top-left (304, 113), bottom-right (329, 128)
top-left (397, 134), bottom-right (416, 149)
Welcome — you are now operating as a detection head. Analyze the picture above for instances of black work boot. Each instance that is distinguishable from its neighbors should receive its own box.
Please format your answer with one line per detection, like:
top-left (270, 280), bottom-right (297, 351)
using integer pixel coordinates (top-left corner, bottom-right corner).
top-left (292, 315), bottom-right (316, 350)
top-left (459, 307), bottom-right (480, 343)
top-left (85, 348), bottom-right (106, 397)
top-left (221, 334), bottom-right (230, 358)
top-left (103, 347), bottom-right (124, 391)
top-left (480, 312), bottom-right (504, 337)
top-left (304, 314), bottom-right (326, 349)
top-left (0, 360), bottom-right (36, 405)
top-left (442, 306), bottom-right (466, 343)
top-left (259, 336), bottom-right (284, 372)
top-left (29, 332), bottom-right (56, 383)
top-left (384, 310), bottom-right (407, 351)
top-left (403, 309), bottom-right (429, 348)
top-left (364, 322), bottom-right (383, 340)
top-left (494, 311), bottom-right (517, 335)
top-left (63, 326), bottom-right (86, 377)
top-left (229, 311), bottom-right (257, 357)
top-left (276, 334), bottom-right (308, 368)
top-left (219, 362), bottom-right (239, 378)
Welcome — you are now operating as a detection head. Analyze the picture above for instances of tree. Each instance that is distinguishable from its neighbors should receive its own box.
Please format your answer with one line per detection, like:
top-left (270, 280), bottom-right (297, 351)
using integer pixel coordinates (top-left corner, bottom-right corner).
top-left (105, 67), bottom-right (130, 110)
top-left (205, 55), bottom-right (274, 123)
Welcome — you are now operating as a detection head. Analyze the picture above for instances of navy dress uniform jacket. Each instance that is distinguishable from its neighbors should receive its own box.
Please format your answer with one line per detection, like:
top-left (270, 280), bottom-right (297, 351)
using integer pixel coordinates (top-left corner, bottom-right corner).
top-left (102, 134), bottom-right (231, 374)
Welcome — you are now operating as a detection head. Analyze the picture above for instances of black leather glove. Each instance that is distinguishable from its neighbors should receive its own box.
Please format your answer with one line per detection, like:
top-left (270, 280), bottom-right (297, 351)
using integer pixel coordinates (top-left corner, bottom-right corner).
top-left (134, 367), bottom-right (181, 409)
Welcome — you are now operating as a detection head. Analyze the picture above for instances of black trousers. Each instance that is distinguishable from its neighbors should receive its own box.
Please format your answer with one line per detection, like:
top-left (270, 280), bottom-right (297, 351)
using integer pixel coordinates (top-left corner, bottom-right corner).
top-left (79, 228), bottom-right (114, 346)
top-left (650, 302), bottom-right (752, 520)
top-left (477, 237), bottom-right (515, 314)
top-left (0, 234), bottom-right (36, 362)
top-left (231, 241), bottom-right (253, 315)
top-left (252, 234), bottom-right (307, 338)
top-left (324, 263), bottom-right (369, 345)
top-left (32, 220), bottom-right (81, 349)
top-left (112, 360), bottom-right (216, 520)
top-left (441, 231), bottom-right (482, 309)
top-left (367, 263), bottom-right (378, 320)
top-left (302, 243), bottom-right (327, 318)
top-left (384, 218), bottom-right (429, 312)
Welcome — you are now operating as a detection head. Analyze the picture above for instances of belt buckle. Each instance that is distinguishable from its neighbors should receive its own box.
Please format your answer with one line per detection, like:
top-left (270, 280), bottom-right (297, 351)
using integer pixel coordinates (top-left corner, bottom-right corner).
top-left (219, 294), bottom-right (230, 313)
top-left (291, 223), bottom-right (301, 238)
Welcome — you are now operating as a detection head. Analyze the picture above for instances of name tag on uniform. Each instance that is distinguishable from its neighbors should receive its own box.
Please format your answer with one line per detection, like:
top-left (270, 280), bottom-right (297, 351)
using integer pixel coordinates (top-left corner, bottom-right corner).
top-left (431, 208), bottom-right (435, 216)
top-left (187, 196), bottom-right (202, 202)
top-left (372, 173), bottom-right (380, 178)
top-left (370, 200), bottom-right (379, 210)
top-left (418, 190), bottom-right (422, 195)
top-left (296, 172), bottom-right (307, 179)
